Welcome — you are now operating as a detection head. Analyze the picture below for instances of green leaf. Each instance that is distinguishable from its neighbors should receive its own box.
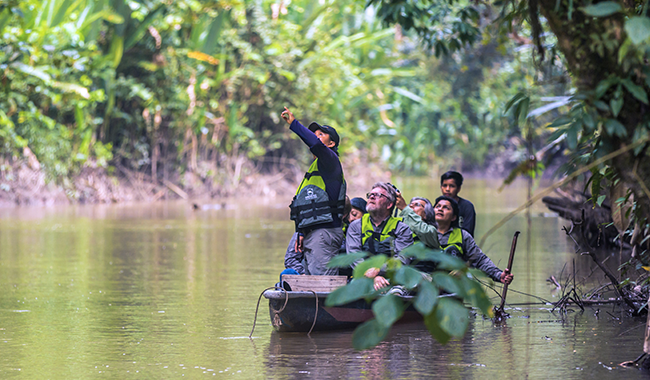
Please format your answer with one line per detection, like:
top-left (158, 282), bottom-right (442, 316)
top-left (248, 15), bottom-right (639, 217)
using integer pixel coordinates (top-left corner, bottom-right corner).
top-left (610, 97), bottom-right (623, 117)
top-left (51, 0), bottom-right (76, 27)
top-left (581, 2), bottom-right (622, 17)
top-left (503, 92), bottom-right (527, 114)
top-left (436, 297), bottom-right (469, 337)
top-left (424, 307), bottom-right (451, 344)
top-left (401, 242), bottom-right (438, 260)
top-left (352, 254), bottom-right (388, 279)
top-left (352, 319), bottom-right (390, 350)
top-left (11, 62), bottom-right (51, 83)
top-left (414, 280), bottom-right (439, 315)
top-left (595, 76), bottom-right (618, 99)
top-left (591, 171), bottom-right (604, 200)
top-left (201, 10), bottom-right (227, 55)
top-left (618, 38), bottom-right (632, 63)
top-left (459, 276), bottom-right (493, 317)
top-left (392, 265), bottom-right (423, 289)
top-left (516, 97), bottom-right (530, 125)
top-left (596, 194), bottom-right (607, 206)
top-left (372, 294), bottom-right (404, 328)
top-left (52, 82), bottom-right (90, 99)
top-left (124, 5), bottom-right (166, 51)
top-left (622, 79), bottom-right (649, 104)
top-left (567, 124), bottom-right (578, 150)
top-left (327, 251), bottom-right (368, 268)
top-left (325, 278), bottom-right (374, 306)
top-left (633, 125), bottom-right (650, 155)
top-left (547, 117), bottom-right (572, 131)
top-left (593, 100), bottom-right (610, 111)
top-left (583, 111), bottom-right (596, 130)
top-left (432, 272), bottom-right (465, 297)
top-left (604, 119), bottom-right (628, 137)
top-left (402, 244), bottom-right (467, 270)
top-left (625, 17), bottom-right (650, 45)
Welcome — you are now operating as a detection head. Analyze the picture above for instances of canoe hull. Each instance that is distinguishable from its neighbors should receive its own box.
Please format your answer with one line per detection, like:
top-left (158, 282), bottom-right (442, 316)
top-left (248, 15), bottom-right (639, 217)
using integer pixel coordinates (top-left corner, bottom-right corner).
top-left (264, 290), bottom-right (420, 332)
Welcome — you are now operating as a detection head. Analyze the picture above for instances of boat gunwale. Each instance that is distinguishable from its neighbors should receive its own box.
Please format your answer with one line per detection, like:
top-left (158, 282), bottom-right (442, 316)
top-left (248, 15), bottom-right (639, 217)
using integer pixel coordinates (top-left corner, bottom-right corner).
top-left (262, 289), bottom-right (416, 301)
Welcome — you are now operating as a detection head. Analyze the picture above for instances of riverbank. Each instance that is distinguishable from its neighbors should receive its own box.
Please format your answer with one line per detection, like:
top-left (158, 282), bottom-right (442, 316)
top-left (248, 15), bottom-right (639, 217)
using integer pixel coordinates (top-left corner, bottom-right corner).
top-left (0, 148), bottom-right (392, 207)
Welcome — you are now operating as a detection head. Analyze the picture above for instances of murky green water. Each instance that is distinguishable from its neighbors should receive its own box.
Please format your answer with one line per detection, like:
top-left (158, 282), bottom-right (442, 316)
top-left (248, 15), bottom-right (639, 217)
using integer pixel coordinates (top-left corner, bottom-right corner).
top-left (0, 178), bottom-right (646, 378)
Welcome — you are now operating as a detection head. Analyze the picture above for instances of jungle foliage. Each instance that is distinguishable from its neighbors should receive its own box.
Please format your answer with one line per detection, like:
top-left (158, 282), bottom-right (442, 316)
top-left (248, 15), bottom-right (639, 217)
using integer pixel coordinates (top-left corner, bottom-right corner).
top-left (0, 0), bottom-right (556, 192)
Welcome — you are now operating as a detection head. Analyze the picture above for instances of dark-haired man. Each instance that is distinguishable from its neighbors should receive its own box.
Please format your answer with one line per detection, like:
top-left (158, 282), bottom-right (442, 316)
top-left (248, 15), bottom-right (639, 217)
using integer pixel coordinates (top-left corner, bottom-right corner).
top-left (433, 196), bottom-right (513, 284)
top-left (441, 171), bottom-right (476, 237)
top-left (281, 107), bottom-right (346, 275)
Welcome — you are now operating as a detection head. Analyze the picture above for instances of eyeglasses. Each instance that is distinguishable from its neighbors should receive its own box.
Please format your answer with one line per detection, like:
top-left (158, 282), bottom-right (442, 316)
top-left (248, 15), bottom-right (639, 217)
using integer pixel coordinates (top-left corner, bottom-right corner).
top-left (409, 201), bottom-right (425, 209)
top-left (367, 192), bottom-right (390, 201)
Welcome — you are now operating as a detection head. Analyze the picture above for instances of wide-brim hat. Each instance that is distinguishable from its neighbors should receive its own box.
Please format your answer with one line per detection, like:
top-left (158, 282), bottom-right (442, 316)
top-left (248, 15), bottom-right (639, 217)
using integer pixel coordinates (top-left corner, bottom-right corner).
top-left (308, 122), bottom-right (340, 149)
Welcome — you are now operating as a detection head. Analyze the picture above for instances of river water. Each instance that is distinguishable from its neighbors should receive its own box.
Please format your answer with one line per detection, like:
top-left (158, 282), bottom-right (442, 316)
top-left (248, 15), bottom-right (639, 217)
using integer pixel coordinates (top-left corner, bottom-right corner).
top-left (0, 178), bottom-right (646, 379)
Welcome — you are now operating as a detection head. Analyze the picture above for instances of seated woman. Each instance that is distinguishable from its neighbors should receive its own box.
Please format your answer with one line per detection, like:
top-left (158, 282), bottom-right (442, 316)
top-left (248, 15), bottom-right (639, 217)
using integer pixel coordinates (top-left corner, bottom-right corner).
top-left (432, 196), bottom-right (513, 284)
top-left (395, 193), bottom-right (440, 273)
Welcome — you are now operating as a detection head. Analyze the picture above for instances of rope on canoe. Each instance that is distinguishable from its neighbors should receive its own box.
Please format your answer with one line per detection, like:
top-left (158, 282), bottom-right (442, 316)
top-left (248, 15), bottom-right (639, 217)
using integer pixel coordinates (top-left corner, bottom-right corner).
top-left (307, 290), bottom-right (318, 336)
top-left (250, 286), bottom-right (288, 338)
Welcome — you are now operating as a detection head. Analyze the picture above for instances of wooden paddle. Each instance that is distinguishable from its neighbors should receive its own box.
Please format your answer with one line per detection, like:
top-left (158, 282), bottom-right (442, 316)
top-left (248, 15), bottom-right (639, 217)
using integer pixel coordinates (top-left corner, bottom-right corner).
top-left (498, 231), bottom-right (520, 313)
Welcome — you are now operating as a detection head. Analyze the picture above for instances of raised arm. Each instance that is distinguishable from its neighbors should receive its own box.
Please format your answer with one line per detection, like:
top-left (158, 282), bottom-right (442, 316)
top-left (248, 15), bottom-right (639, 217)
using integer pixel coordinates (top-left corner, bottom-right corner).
top-left (399, 206), bottom-right (440, 249)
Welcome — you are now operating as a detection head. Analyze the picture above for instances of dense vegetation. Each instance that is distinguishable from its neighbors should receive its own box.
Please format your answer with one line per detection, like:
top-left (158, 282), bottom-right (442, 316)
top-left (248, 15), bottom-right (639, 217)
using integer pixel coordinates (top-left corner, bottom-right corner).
top-left (0, 0), bottom-right (558, 199)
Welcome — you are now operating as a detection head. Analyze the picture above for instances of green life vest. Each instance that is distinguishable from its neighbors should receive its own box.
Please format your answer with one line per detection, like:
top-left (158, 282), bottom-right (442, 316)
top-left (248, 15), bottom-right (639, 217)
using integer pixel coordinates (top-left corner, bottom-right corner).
top-left (441, 228), bottom-right (464, 259)
top-left (361, 213), bottom-right (403, 255)
top-left (290, 159), bottom-right (346, 229)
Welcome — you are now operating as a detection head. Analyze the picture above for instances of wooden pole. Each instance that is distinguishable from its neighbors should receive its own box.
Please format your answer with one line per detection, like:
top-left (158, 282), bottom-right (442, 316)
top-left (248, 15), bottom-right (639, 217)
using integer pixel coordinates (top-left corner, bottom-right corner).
top-left (499, 231), bottom-right (520, 311)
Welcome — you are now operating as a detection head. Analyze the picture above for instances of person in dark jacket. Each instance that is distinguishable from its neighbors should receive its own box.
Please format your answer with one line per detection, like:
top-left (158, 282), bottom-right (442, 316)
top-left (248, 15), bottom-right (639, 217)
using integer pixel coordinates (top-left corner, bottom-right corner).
top-left (281, 107), bottom-right (346, 275)
top-left (441, 171), bottom-right (476, 237)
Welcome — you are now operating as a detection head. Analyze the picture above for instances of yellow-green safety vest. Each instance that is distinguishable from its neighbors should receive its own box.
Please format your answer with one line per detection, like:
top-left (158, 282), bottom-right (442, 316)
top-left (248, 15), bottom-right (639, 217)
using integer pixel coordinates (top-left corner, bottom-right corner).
top-left (290, 159), bottom-right (346, 229)
top-left (361, 213), bottom-right (403, 255)
top-left (441, 228), bottom-right (464, 259)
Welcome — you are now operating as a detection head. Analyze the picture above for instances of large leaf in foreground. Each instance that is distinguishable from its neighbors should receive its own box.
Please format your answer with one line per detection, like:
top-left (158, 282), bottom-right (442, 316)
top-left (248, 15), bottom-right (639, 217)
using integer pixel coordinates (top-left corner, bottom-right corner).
top-left (372, 294), bottom-right (404, 328)
top-left (327, 251), bottom-right (368, 268)
top-left (424, 308), bottom-right (451, 344)
top-left (401, 243), bottom-right (467, 270)
top-left (432, 272), bottom-right (465, 297)
top-left (460, 275), bottom-right (494, 317)
top-left (352, 319), bottom-right (390, 350)
top-left (436, 297), bottom-right (469, 337)
top-left (325, 277), bottom-right (374, 306)
top-left (414, 280), bottom-right (439, 315)
top-left (352, 254), bottom-right (388, 279)
top-left (392, 265), bottom-right (422, 289)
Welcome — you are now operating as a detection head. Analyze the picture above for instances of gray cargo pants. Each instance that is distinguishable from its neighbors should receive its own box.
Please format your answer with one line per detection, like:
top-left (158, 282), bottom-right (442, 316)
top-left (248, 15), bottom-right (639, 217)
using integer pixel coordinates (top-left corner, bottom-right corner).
top-left (303, 227), bottom-right (344, 275)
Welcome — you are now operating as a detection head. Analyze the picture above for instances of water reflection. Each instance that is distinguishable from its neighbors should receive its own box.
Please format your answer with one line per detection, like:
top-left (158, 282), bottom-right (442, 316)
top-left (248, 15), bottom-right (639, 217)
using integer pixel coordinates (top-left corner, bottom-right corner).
top-left (265, 322), bottom-right (480, 379)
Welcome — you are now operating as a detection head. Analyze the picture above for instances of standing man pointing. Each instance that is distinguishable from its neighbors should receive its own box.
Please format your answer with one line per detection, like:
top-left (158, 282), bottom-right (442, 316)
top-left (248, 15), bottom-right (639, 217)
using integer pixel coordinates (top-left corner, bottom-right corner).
top-left (281, 107), bottom-right (346, 275)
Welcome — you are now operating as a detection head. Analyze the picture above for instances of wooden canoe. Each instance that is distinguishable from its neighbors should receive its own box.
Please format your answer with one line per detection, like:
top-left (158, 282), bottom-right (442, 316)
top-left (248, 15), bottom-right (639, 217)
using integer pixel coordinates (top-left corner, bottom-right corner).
top-left (264, 275), bottom-right (421, 333)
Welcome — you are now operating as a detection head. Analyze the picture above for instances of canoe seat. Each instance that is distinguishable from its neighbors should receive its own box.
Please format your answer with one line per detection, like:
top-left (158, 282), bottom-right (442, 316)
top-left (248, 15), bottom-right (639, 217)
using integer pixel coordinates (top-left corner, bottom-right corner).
top-left (281, 275), bottom-right (348, 292)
